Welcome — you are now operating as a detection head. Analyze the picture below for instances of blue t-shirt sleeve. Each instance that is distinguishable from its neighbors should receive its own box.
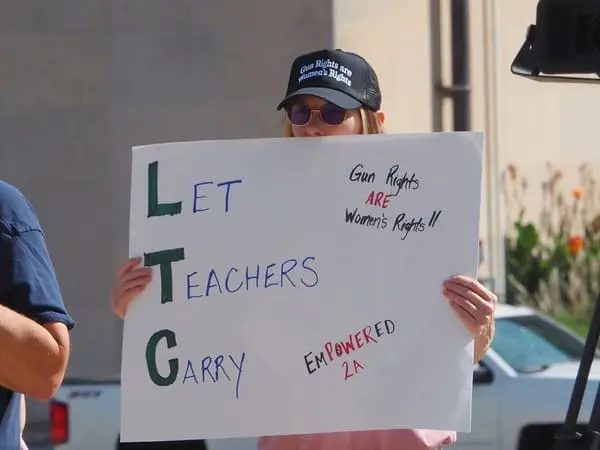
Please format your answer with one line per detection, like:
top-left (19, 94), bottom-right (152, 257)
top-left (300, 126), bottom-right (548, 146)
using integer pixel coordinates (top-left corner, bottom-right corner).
top-left (0, 181), bottom-right (74, 330)
top-left (0, 230), bottom-right (74, 329)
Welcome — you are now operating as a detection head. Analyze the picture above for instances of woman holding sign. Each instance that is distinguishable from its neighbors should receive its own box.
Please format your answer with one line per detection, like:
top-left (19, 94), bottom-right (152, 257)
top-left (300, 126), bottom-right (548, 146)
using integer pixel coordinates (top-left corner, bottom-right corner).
top-left (111, 49), bottom-right (497, 450)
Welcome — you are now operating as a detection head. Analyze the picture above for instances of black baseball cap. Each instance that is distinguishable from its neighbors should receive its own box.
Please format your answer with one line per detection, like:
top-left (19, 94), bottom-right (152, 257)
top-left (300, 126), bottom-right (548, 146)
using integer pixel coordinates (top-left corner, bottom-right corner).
top-left (277, 49), bottom-right (382, 111)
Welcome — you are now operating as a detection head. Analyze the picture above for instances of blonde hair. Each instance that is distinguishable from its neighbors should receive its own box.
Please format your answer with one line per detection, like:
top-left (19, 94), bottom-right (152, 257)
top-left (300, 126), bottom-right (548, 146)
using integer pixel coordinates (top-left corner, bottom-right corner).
top-left (282, 107), bottom-right (384, 137)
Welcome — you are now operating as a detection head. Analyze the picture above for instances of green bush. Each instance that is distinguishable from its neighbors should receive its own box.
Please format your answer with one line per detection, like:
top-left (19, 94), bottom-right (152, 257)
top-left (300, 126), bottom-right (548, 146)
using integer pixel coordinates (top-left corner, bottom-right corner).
top-left (504, 162), bottom-right (600, 325)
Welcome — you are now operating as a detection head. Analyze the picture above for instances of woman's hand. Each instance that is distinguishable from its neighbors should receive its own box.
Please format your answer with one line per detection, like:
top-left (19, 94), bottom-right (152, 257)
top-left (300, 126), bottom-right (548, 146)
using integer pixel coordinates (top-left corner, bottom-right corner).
top-left (110, 257), bottom-right (152, 319)
top-left (442, 275), bottom-right (497, 362)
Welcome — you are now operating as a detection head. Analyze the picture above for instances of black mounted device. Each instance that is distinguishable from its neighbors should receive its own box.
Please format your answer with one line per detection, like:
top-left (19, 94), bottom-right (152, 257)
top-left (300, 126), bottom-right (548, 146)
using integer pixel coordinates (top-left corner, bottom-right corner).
top-left (510, 1), bottom-right (600, 449)
top-left (511, 0), bottom-right (600, 84)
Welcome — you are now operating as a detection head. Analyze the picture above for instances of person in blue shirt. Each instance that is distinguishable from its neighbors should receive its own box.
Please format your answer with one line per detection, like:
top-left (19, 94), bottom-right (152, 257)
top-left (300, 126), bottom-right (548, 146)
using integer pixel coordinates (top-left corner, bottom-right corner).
top-left (0, 180), bottom-right (74, 448)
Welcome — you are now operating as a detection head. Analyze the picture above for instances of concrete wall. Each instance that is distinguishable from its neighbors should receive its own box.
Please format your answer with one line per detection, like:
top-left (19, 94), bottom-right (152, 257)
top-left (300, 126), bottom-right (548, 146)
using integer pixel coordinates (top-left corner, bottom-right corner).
top-left (0, 0), bottom-right (333, 381)
top-left (495, 0), bottom-right (600, 226)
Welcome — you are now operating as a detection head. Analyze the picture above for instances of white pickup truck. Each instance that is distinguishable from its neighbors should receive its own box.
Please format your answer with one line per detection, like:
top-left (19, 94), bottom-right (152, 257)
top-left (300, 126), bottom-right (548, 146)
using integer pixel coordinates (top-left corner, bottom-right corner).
top-left (47, 303), bottom-right (600, 450)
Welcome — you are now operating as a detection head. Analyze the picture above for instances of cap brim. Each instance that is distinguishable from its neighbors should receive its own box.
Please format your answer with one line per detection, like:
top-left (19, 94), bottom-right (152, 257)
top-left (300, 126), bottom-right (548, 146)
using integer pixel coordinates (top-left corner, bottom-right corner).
top-left (276, 87), bottom-right (362, 110)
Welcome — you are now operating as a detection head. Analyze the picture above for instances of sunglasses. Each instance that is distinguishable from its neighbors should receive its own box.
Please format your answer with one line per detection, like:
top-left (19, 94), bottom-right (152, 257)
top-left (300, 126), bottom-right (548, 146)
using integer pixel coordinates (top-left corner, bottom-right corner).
top-left (285, 103), bottom-right (349, 126)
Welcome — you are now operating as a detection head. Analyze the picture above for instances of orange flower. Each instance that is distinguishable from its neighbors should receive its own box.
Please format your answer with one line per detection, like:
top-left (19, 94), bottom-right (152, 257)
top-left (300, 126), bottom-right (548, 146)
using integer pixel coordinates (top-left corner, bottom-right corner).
top-left (572, 188), bottom-right (583, 200)
top-left (568, 235), bottom-right (584, 255)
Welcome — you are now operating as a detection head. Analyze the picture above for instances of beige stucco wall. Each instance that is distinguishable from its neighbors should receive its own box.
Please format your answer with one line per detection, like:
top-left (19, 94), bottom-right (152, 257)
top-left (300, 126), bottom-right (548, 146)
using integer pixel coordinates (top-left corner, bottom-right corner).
top-left (495, 1), bottom-right (600, 228)
top-left (332, 0), bottom-right (433, 133)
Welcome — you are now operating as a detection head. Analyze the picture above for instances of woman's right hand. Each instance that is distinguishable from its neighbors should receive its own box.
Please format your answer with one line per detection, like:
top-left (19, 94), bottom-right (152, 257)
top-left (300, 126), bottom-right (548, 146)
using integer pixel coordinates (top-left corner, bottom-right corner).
top-left (110, 257), bottom-right (153, 319)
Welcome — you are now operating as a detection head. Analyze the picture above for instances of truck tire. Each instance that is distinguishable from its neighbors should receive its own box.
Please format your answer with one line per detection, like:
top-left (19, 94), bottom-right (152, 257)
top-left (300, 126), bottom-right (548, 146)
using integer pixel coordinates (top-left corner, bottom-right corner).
top-left (118, 437), bottom-right (207, 450)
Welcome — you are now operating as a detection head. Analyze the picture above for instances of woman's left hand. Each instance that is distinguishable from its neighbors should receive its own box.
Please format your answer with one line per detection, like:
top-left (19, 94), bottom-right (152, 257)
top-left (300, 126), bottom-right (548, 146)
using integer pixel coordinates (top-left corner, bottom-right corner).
top-left (442, 275), bottom-right (497, 360)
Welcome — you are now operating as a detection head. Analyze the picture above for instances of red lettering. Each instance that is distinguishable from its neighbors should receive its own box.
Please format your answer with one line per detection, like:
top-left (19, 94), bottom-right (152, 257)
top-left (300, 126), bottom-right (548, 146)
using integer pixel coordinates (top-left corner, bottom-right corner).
top-left (343, 361), bottom-right (352, 380)
top-left (324, 342), bottom-right (334, 361)
top-left (343, 360), bottom-right (364, 380)
top-left (382, 194), bottom-right (391, 208)
top-left (362, 326), bottom-right (378, 344)
top-left (321, 320), bottom-right (392, 371)
top-left (354, 331), bottom-right (364, 348)
top-left (365, 191), bottom-right (391, 209)
top-left (365, 191), bottom-right (376, 206)
top-left (341, 337), bottom-right (355, 354)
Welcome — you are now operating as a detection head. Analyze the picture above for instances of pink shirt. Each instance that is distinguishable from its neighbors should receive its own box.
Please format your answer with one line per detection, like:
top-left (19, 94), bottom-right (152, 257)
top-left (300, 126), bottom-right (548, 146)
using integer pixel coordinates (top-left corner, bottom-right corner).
top-left (258, 429), bottom-right (457, 450)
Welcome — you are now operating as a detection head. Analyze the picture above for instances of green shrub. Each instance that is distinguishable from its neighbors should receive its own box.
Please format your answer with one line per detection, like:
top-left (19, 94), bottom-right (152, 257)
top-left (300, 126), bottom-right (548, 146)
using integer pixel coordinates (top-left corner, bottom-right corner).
top-left (504, 162), bottom-right (600, 322)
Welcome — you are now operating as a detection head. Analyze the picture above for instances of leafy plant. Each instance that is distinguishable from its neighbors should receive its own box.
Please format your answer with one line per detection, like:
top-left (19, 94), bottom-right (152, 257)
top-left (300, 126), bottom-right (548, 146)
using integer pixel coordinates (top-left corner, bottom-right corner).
top-left (503, 162), bottom-right (600, 318)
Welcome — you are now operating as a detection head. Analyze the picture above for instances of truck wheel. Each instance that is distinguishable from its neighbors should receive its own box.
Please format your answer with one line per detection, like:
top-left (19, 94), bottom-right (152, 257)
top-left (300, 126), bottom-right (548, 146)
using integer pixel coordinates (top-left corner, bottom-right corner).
top-left (117, 436), bottom-right (208, 450)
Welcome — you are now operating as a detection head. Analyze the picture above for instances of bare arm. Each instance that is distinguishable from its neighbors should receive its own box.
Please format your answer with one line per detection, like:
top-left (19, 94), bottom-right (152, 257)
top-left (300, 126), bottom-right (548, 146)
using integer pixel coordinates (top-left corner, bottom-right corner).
top-left (0, 305), bottom-right (70, 401)
top-left (473, 319), bottom-right (494, 363)
top-left (442, 275), bottom-right (496, 363)
top-left (0, 184), bottom-right (74, 403)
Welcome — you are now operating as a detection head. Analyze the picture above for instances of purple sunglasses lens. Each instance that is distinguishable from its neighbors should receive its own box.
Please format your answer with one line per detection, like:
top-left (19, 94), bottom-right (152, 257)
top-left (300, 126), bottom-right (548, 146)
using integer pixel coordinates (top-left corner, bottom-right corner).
top-left (320, 104), bottom-right (346, 125)
top-left (288, 106), bottom-right (311, 125)
top-left (287, 103), bottom-right (347, 125)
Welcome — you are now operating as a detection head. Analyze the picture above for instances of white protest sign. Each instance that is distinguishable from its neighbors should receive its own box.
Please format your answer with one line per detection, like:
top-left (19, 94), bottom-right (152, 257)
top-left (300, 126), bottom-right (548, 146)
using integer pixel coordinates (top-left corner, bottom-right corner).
top-left (121, 132), bottom-right (483, 443)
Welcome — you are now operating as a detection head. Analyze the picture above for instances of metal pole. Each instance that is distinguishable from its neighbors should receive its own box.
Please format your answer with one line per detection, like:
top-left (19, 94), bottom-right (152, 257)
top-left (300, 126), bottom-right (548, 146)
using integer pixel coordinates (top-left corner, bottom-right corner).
top-left (429, 0), bottom-right (444, 131)
top-left (450, 0), bottom-right (471, 131)
top-left (482, 0), bottom-right (507, 302)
